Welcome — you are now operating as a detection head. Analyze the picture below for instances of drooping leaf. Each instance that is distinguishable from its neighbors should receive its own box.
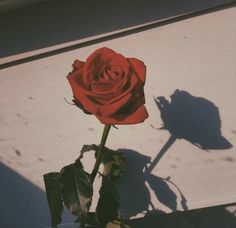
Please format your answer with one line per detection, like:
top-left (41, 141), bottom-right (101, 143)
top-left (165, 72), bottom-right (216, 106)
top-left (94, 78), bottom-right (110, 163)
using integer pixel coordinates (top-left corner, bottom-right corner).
top-left (96, 177), bottom-right (120, 228)
top-left (102, 149), bottom-right (126, 180)
top-left (43, 172), bottom-right (63, 227)
top-left (78, 144), bottom-right (98, 160)
top-left (77, 144), bottom-right (126, 181)
top-left (60, 160), bottom-right (93, 223)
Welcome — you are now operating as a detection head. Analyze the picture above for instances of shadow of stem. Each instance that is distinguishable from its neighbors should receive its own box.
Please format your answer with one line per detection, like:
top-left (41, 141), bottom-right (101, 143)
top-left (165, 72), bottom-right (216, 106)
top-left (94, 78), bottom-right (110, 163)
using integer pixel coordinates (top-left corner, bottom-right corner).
top-left (145, 135), bottom-right (176, 173)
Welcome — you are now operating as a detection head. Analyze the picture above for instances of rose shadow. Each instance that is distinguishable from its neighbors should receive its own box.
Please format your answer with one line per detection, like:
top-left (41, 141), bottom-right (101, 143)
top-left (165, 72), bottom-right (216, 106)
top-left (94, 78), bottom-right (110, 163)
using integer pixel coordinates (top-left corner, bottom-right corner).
top-left (115, 149), bottom-right (187, 219)
top-left (147, 89), bottom-right (233, 173)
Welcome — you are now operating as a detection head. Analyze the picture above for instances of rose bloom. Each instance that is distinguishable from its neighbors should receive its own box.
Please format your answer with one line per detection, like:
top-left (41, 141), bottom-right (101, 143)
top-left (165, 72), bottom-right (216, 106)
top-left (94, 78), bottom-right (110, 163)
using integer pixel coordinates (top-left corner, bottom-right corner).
top-left (67, 47), bottom-right (149, 125)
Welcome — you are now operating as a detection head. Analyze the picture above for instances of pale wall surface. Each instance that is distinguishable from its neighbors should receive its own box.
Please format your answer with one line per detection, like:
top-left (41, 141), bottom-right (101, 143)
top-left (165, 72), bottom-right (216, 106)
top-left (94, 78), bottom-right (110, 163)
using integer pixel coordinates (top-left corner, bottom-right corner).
top-left (0, 3), bottom-right (236, 226)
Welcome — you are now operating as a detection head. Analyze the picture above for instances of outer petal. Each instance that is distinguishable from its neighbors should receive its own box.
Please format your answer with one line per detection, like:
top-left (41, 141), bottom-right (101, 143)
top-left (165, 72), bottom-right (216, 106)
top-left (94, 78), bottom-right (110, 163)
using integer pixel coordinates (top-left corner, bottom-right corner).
top-left (67, 72), bottom-right (100, 114)
top-left (96, 105), bottom-right (149, 125)
top-left (128, 58), bottom-right (146, 84)
top-left (72, 59), bottom-right (85, 72)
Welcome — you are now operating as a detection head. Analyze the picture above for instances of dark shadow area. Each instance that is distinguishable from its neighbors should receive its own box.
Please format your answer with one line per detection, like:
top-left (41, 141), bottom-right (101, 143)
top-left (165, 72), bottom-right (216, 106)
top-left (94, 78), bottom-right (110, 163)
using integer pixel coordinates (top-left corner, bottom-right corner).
top-left (147, 90), bottom-right (232, 173)
top-left (0, 161), bottom-right (74, 228)
top-left (116, 149), bottom-right (187, 219)
top-left (0, 0), bottom-right (48, 13)
top-left (0, 0), bottom-right (235, 59)
top-left (128, 204), bottom-right (236, 228)
top-left (156, 90), bottom-right (232, 149)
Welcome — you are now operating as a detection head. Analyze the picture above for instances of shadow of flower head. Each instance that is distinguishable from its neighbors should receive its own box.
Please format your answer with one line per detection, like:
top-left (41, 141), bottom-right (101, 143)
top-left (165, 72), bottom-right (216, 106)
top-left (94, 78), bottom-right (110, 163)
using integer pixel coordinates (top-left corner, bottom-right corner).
top-left (155, 90), bottom-right (232, 150)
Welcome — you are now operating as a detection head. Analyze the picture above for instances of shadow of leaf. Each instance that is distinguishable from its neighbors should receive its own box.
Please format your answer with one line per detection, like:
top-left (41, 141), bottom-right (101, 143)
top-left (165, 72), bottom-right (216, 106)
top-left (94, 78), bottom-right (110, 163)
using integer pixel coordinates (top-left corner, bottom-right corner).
top-left (116, 149), bottom-right (186, 218)
top-left (145, 174), bottom-right (177, 211)
top-left (116, 149), bottom-right (151, 218)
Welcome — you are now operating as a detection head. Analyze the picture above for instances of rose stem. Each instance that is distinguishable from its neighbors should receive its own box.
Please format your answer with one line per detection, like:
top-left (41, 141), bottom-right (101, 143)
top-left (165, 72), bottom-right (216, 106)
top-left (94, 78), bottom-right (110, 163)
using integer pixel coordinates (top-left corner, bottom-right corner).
top-left (91, 124), bottom-right (111, 182)
top-left (80, 125), bottom-right (111, 228)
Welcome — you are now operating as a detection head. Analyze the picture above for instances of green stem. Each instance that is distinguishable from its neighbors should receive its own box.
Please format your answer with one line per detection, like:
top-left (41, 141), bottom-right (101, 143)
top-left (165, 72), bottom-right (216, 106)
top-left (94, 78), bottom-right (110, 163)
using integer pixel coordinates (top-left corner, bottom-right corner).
top-left (91, 124), bottom-right (111, 182)
top-left (80, 125), bottom-right (111, 227)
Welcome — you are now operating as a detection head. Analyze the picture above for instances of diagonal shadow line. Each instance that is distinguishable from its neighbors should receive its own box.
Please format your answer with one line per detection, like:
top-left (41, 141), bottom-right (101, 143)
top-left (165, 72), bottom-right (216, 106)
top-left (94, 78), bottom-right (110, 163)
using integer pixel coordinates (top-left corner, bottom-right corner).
top-left (145, 135), bottom-right (177, 174)
top-left (1, 1), bottom-right (236, 70)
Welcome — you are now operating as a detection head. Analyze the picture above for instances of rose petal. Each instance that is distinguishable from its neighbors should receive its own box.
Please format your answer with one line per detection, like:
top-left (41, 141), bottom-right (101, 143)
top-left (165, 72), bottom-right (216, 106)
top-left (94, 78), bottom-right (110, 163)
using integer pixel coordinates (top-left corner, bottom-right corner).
top-left (108, 54), bottom-right (130, 78)
top-left (72, 60), bottom-right (85, 72)
top-left (90, 77), bottom-right (129, 104)
top-left (96, 105), bottom-right (149, 125)
top-left (83, 48), bottom-right (117, 87)
top-left (67, 73), bottom-right (100, 114)
top-left (105, 71), bottom-right (143, 107)
top-left (97, 73), bottom-right (140, 116)
top-left (128, 58), bottom-right (146, 84)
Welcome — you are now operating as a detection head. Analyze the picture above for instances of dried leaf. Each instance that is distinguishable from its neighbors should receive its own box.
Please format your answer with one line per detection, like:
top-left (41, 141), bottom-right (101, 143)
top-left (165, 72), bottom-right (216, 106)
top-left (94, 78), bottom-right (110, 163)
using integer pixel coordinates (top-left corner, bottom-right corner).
top-left (78, 144), bottom-right (98, 160)
top-left (78, 145), bottom-right (126, 180)
top-left (43, 172), bottom-right (63, 227)
top-left (60, 160), bottom-right (93, 222)
top-left (102, 148), bottom-right (126, 180)
top-left (96, 177), bottom-right (120, 227)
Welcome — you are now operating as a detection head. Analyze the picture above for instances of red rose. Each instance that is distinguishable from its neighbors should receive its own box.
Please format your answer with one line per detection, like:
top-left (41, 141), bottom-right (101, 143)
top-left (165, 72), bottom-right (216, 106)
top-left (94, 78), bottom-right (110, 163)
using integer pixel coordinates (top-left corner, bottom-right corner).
top-left (67, 47), bottom-right (149, 124)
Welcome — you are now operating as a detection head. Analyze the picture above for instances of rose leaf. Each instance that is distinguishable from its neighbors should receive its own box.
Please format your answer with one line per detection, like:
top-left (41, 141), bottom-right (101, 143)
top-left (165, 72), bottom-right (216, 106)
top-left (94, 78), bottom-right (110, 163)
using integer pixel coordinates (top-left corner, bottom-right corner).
top-left (78, 144), bottom-right (98, 160)
top-left (102, 149), bottom-right (126, 180)
top-left (96, 176), bottom-right (120, 227)
top-left (43, 172), bottom-right (63, 227)
top-left (60, 160), bottom-right (93, 223)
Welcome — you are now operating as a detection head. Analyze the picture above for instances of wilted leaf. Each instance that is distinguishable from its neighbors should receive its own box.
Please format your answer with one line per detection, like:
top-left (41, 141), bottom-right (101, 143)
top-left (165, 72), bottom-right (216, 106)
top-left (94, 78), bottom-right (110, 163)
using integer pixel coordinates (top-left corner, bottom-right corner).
top-left (60, 160), bottom-right (93, 222)
top-left (43, 172), bottom-right (63, 227)
top-left (78, 145), bottom-right (126, 180)
top-left (102, 148), bottom-right (126, 180)
top-left (96, 177), bottom-right (120, 228)
top-left (78, 144), bottom-right (98, 160)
